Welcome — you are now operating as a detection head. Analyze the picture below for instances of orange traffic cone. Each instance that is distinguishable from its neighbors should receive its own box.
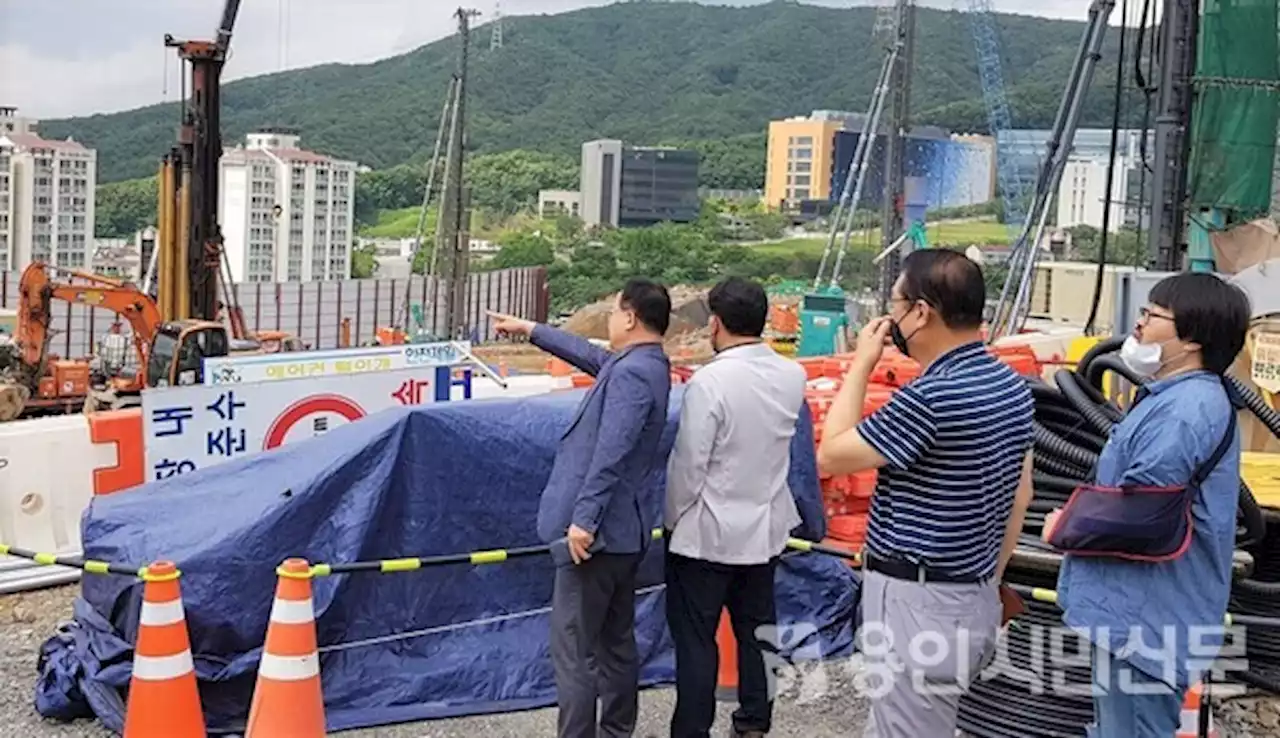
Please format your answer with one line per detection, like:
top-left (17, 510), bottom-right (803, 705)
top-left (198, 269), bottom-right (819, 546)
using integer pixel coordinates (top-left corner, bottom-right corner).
top-left (1177, 682), bottom-right (1218, 738)
top-left (246, 558), bottom-right (326, 738)
top-left (715, 609), bottom-right (738, 702)
top-left (123, 561), bottom-right (205, 738)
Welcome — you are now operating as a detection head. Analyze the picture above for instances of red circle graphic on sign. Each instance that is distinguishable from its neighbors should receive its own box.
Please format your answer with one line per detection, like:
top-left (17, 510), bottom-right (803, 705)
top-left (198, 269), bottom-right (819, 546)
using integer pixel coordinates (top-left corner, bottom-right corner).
top-left (263, 394), bottom-right (367, 450)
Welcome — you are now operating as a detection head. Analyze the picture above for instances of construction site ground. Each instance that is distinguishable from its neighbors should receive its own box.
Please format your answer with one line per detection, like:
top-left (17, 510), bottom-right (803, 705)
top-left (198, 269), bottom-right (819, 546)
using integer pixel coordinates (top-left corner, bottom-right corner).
top-left (2, 585), bottom-right (869, 738)
top-left (6, 585), bottom-right (1279, 737)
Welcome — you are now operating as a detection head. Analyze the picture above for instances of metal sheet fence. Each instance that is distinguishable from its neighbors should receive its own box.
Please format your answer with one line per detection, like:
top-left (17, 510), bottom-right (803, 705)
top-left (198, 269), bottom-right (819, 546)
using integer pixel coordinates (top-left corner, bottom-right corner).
top-left (0, 266), bottom-right (549, 358)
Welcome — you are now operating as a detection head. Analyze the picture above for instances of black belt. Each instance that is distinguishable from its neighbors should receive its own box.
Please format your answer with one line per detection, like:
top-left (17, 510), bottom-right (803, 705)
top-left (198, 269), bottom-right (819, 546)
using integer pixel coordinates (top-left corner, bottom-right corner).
top-left (863, 552), bottom-right (987, 585)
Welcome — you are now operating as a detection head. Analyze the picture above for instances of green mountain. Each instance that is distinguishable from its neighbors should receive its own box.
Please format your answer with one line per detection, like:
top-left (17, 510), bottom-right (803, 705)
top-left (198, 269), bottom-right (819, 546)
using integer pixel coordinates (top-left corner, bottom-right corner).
top-left (43, 1), bottom-right (1143, 185)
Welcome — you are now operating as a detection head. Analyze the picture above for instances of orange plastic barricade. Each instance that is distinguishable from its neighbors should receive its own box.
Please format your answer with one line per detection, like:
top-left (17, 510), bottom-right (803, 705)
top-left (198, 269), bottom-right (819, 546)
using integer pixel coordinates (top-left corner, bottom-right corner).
top-left (123, 561), bottom-right (205, 738)
top-left (863, 384), bottom-right (896, 418)
top-left (87, 408), bottom-right (145, 495)
top-left (990, 344), bottom-right (1042, 377)
top-left (715, 610), bottom-right (738, 701)
top-left (570, 373), bottom-right (595, 388)
top-left (796, 358), bottom-right (826, 381)
top-left (246, 558), bottom-right (326, 738)
top-left (828, 515), bottom-right (869, 551)
top-left (1177, 682), bottom-right (1218, 738)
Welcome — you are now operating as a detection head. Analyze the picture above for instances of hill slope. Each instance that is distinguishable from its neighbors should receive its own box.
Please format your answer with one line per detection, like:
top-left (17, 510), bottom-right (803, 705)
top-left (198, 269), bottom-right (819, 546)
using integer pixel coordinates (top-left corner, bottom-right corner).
top-left (43, 1), bottom-right (1140, 184)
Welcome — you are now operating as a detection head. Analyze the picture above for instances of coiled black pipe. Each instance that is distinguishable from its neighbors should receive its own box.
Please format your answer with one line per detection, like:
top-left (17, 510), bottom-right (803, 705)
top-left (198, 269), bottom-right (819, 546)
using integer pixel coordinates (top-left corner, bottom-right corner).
top-left (1076, 334), bottom-right (1126, 381)
top-left (1228, 375), bottom-right (1280, 438)
top-left (1033, 422), bottom-right (1100, 471)
top-left (1084, 353), bottom-right (1148, 392)
top-left (1038, 419), bottom-right (1108, 455)
top-left (1054, 369), bottom-right (1117, 436)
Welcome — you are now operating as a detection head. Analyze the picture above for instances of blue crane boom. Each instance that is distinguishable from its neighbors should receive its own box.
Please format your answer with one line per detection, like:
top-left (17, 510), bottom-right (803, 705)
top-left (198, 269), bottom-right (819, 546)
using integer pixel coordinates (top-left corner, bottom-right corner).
top-left (964, 0), bottom-right (1028, 241)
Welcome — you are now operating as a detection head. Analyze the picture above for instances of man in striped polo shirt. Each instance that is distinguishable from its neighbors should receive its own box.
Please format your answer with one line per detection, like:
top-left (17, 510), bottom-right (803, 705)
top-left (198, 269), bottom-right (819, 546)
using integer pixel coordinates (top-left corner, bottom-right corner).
top-left (817, 249), bottom-right (1035, 738)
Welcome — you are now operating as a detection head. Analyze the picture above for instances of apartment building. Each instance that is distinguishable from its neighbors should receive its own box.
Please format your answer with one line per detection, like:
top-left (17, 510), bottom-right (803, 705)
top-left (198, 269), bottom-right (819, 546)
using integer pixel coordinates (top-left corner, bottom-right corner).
top-left (0, 107), bottom-right (97, 271)
top-left (580, 140), bottom-right (700, 228)
top-left (219, 129), bottom-right (358, 282)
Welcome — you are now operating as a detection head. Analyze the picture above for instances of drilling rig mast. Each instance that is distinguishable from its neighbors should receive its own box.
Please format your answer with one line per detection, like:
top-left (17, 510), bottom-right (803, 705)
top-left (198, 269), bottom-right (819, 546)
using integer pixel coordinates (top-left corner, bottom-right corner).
top-left (156, 0), bottom-right (242, 324)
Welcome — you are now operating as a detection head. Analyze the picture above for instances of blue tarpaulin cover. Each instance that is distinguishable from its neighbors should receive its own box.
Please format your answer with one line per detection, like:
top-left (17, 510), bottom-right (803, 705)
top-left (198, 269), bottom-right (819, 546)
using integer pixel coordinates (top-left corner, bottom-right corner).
top-left (36, 386), bottom-right (859, 734)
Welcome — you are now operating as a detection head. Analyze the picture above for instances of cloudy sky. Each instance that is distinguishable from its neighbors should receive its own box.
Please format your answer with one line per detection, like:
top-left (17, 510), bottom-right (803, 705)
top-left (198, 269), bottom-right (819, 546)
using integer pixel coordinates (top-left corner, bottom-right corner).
top-left (1, 0), bottom-right (1101, 120)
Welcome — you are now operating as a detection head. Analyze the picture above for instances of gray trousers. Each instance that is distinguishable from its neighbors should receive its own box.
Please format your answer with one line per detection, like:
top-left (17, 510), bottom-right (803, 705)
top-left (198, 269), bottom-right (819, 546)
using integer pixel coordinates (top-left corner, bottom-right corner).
top-left (550, 552), bottom-right (643, 738)
top-left (858, 570), bottom-right (1001, 738)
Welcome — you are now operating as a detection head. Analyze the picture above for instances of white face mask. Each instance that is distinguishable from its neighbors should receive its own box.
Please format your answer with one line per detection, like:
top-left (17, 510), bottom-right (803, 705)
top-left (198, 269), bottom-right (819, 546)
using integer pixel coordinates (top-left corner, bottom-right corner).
top-left (1119, 335), bottom-right (1166, 379)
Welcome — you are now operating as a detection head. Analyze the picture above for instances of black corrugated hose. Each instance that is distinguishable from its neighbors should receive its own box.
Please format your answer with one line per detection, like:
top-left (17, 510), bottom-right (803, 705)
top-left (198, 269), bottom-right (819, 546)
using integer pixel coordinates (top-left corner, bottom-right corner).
top-left (958, 337), bottom-right (1276, 738)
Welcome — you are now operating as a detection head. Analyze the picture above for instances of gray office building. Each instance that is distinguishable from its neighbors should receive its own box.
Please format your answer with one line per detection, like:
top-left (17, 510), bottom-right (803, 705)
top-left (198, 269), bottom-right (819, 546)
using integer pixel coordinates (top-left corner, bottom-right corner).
top-left (580, 140), bottom-right (700, 228)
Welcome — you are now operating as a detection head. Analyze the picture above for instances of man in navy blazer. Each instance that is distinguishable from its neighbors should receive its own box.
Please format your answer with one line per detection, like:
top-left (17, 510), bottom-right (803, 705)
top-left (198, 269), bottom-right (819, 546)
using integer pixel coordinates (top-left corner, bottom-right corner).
top-left (488, 278), bottom-right (673, 738)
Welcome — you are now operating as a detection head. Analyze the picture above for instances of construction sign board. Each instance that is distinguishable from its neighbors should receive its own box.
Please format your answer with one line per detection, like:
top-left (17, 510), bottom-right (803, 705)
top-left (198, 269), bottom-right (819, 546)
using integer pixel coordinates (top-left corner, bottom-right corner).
top-left (142, 366), bottom-right (454, 481)
top-left (1252, 331), bottom-right (1280, 394)
top-left (202, 341), bottom-right (472, 386)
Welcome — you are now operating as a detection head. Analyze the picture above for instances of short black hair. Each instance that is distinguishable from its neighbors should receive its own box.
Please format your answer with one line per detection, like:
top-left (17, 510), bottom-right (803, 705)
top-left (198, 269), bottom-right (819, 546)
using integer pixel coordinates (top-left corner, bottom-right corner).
top-left (1148, 272), bottom-right (1251, 375)
top-left (707, 276), bottom-right (769, 337)
top-left (897, 248), bottom-right (986, 330)
top-left (619, 278), bottom-right (671, 336)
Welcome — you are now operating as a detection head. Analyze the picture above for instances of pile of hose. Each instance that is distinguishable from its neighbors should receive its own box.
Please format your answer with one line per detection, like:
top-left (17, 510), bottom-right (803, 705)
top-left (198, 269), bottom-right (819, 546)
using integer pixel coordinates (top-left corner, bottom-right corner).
top-left (958, 335), bottom-right (1278, 738)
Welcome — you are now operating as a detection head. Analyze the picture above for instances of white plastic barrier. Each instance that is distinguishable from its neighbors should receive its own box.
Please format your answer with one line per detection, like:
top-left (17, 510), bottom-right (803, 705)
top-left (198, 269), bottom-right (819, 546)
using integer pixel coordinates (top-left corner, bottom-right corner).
top-left (0, 414), bottom-right (120, 593)
top-left (0, 372), bottom-right (567, 593)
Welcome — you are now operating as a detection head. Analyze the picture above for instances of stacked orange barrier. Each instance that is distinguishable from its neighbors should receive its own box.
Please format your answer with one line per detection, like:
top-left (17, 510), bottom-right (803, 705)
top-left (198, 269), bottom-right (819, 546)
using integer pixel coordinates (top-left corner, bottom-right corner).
top-left (801, 345), bottom-right (1041, 552)
top-left (769, 304), bottom-right (799, 335)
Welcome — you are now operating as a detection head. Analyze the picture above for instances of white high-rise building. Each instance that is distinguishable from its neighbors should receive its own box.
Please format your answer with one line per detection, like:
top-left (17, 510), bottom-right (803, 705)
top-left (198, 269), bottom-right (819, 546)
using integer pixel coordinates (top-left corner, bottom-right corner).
top-left (219, 129), bottom-right (357, 282)
top-left (0, 107), bottom-right (97, 271)
top-left (1055, 155), bottom-right (1135, 233)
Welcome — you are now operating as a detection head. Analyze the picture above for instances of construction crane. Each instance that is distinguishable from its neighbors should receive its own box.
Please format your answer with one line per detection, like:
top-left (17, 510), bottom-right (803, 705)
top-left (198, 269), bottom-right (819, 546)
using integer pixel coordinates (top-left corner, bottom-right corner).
top-left (963, 0), bottom-right (1028, 243)
top-left (157, 0), bottom-right (243, 326)
top-left (988, 0), bottom-right (1117, 341)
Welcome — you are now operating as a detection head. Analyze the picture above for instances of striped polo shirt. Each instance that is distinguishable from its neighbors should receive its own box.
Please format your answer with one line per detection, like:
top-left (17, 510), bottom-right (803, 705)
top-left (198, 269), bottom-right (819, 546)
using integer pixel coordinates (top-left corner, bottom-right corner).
top-left (857, 341), bottom-right (1034, 580)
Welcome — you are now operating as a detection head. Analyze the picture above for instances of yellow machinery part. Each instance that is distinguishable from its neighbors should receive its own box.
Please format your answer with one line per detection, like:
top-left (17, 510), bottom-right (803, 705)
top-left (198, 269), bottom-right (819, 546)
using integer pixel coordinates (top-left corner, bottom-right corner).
top-left (1243, 452), bottom-right (1280, 511)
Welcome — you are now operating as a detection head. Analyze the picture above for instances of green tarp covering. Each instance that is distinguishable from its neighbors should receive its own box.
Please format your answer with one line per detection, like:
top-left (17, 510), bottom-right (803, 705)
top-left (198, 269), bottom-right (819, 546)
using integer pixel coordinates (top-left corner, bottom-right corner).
top-left (1188, 0), bottom-right (1280, 218)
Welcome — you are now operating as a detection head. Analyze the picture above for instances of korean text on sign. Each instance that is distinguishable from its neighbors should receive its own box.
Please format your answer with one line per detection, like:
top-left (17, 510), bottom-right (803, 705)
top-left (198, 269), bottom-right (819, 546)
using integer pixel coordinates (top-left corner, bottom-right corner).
top-left (148, 390), bottom-right (250, 481)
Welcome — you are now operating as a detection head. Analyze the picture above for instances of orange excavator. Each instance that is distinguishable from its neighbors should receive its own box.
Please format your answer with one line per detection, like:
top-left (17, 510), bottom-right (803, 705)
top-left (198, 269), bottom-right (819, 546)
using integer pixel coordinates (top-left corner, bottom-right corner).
top-left (0, 263), bottom-right (259, 421)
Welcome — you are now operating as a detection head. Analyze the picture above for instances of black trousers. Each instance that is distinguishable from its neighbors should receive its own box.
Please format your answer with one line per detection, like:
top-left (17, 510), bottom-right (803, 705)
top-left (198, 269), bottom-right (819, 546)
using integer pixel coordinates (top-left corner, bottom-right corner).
top-left (550, 552), bottom-right (643, 738)
top-left (665, 549), bottom-right (779, 738)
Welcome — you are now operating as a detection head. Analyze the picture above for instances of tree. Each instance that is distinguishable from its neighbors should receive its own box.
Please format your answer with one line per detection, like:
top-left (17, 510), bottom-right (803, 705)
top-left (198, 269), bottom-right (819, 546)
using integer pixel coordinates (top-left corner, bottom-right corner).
top-left (351, 243), bottom-right (379, 278)
top-left (96, 177), bottom-right (158, 238)
top-left (466, 150), bottom-right (578, 214)
top-left (1068, 224), bottom-right (1149, 266)
top-left (486, 231), bottom-right (556, 269)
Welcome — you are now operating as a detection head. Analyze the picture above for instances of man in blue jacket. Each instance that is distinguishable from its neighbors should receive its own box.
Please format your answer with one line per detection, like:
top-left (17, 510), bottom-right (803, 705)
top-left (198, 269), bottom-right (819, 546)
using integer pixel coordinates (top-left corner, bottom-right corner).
top-left (488, 278), bottom-right (673, 738)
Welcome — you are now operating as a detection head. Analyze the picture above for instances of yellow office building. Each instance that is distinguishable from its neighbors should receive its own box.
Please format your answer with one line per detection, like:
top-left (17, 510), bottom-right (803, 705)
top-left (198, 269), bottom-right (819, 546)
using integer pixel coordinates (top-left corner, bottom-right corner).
top-left (764, 116), bottom-right (845, 211)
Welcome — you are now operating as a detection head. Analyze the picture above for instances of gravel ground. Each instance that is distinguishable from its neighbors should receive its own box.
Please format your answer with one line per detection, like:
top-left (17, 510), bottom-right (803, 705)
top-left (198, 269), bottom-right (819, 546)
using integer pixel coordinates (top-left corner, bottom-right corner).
top-left (0, 584), bottom-right (869, 738)
top-left (11, 585), bottom-right (1280, 738)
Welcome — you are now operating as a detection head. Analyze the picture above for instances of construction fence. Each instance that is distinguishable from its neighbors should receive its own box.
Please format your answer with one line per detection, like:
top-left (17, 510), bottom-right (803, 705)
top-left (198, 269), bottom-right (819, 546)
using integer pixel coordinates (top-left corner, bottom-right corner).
top-left (0, 266), bottom-right (550, 358)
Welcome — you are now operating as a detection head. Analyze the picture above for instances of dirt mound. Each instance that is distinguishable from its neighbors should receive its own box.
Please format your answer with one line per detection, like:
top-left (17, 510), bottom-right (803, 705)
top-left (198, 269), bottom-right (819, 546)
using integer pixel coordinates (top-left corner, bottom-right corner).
top-left (562, 286), bottom-right (711, 342)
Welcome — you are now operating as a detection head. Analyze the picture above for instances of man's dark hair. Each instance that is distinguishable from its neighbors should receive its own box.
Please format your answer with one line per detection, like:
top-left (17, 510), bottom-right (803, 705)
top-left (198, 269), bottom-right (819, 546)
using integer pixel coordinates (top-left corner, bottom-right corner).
top-left (707, 276), bottom-right (769, 337)
top-left (1148, 272), bottom-right (1251, 375)
top-left (619, 278), bottom-right (672, 336)
top-left (898, 249), bottom-right (986, 330)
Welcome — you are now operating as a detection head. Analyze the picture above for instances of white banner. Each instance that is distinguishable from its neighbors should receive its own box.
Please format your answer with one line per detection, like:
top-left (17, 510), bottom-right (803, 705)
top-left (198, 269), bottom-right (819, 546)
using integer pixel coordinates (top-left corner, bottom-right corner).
top-left (142, 366), bottom-right (454, 481)
top-left (202, 341), bottom-right (473, 386)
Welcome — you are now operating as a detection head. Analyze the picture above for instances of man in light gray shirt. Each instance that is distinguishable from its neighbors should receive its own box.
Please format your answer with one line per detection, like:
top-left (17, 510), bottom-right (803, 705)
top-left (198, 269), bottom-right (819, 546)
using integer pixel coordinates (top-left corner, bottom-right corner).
top-left (664, 277), bottom-right (808, 738)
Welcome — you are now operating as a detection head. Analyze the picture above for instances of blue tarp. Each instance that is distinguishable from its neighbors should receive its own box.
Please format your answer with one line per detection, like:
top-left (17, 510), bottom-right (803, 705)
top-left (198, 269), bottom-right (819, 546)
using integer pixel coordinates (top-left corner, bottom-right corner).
top-left (36, 386), bottom-right (859, 734)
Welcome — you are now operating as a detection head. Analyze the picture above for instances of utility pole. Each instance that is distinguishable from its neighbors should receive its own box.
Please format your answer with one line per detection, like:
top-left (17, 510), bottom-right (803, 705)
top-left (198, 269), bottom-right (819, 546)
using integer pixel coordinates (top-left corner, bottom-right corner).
top-left (879, 0), bottom-right (915, 312)
top-left (438, 8), bottom-right (479, 339)
top-left (491, 1), bottom-right (504, 51)
top-left (1146, 0), bottom-right (1198, 271)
